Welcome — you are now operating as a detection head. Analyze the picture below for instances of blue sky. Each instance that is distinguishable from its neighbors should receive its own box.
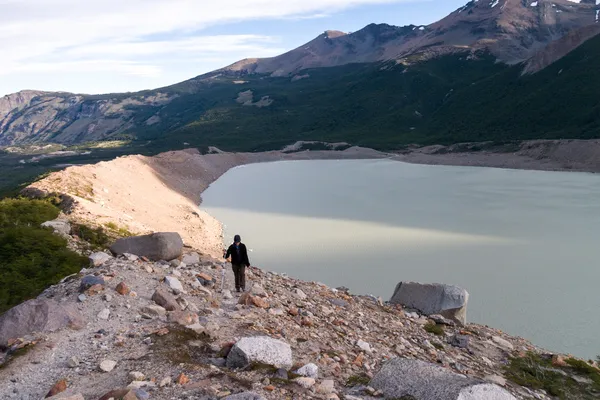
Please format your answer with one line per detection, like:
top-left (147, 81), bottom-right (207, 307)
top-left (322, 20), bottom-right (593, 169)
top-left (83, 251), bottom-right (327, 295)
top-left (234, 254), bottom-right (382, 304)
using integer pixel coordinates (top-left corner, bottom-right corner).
top-left (0, 0), bottom-right (468, 96)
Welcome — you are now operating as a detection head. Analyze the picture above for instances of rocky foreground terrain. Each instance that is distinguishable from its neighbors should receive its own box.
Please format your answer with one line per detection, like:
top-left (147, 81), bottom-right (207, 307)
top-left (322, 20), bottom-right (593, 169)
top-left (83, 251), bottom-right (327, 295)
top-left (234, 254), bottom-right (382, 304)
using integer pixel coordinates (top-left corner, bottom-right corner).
top-left (1, 225), bottom-right (598, 400)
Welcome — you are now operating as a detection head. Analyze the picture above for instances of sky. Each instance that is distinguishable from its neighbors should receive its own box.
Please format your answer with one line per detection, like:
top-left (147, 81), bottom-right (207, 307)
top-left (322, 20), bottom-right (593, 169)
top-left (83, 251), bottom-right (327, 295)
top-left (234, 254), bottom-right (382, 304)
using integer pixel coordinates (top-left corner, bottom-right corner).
top-left (0, 0), bottom-right (468, 96)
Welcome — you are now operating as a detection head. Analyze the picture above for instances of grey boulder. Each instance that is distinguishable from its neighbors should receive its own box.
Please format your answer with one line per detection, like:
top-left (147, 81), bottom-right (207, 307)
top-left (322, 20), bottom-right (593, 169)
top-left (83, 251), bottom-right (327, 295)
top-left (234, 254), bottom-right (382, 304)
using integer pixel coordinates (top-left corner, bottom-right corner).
top-left (390, 282), bottom-right (469, 325)
top-left (370, 358), bottom-right (516, 400)
top-left (110, 232), bottom-right (183, 261)
top-left (0, 299), bottom-right (84, 348)
top-left (226, 336), bottom-right (293, 369)
top-left (222, 393), bottom-right (266, 400)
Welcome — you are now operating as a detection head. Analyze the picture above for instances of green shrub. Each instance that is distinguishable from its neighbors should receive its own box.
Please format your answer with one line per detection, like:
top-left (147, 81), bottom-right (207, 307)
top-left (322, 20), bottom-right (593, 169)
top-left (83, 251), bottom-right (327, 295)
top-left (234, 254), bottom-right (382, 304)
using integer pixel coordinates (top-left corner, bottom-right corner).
top-left (0, 198), bottom-right (59, 228)
top-left (0, 226), bottom-right (86, 313)
top-left (71, 224), bottom-right (111, 249)
top-left (0, 198), bottom-right (87, 314)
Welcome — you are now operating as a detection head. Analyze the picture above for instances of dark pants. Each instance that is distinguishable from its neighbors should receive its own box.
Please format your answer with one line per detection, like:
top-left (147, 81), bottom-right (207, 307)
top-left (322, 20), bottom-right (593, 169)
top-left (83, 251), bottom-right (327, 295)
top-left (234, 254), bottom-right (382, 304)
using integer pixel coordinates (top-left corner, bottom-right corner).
top-left (232, 264), bottom-right (246, 291)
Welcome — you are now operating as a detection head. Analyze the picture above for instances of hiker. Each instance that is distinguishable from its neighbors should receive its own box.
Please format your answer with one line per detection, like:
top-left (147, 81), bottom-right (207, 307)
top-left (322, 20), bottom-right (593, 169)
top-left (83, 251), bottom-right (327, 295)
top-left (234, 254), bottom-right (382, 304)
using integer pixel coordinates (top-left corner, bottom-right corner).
top-left (224, 234), bottom-right (251, 292)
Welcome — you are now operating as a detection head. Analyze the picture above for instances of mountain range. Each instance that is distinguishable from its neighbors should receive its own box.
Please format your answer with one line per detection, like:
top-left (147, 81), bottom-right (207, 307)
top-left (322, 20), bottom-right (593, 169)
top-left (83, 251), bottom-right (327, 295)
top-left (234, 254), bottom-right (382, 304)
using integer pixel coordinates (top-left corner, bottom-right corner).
top-left (1, 0), bottom-right (600, 150)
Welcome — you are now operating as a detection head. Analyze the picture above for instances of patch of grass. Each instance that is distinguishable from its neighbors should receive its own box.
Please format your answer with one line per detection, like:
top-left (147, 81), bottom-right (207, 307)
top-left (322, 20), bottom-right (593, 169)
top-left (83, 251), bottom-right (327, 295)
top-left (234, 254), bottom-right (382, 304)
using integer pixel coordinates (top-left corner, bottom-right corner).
top-left (346, 373), bottom-right (371, 386)
top-left (505, 352), bottom-right (600, 399)
top-left (432, 341), bottom-right (444, 350)
top-left (104, 222), bottom-right (134, 238)
top-left (424, 322), bottom-right (444, 336)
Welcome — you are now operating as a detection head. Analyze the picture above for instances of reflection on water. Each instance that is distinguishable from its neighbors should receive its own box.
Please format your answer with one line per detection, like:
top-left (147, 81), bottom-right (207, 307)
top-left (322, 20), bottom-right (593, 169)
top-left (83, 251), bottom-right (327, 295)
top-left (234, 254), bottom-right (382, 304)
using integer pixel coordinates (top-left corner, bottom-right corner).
top-left (202, 159), bottom-right (600, 358)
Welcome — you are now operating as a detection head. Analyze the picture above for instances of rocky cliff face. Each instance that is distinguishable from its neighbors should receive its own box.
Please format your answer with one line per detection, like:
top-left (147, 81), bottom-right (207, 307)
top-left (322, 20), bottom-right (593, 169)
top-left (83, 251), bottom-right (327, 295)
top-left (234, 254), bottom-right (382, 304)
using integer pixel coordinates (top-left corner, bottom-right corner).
top-left (0, 91), bottom-right (177, 146)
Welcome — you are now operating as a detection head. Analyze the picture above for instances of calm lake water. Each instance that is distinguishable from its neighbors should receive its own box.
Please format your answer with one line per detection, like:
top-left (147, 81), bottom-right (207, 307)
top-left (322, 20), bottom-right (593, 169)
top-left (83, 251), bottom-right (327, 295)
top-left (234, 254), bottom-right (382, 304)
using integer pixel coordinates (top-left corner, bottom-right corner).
top-left (202, 159), bottom-right (600, 358)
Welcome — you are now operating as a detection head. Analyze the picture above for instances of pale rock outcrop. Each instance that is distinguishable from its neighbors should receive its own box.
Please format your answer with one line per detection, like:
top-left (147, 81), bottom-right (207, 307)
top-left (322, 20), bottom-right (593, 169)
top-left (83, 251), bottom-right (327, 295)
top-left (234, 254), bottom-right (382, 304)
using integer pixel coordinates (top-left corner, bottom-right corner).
top-left (390, 282), bottom-right (469, 325)
top-left (89, 252), bottom-right (112, 267)
top-left (110, 232), bottom-right (183, 261)
top-left (41, 219), bottom-right (71, 237)
top-left (370, 358), bottom-right (516, 400)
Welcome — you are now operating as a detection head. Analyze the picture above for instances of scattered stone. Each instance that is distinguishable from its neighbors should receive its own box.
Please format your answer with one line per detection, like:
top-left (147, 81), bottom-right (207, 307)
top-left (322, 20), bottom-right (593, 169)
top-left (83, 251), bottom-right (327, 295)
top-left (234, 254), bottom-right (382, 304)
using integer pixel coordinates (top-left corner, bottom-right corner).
top-left (222, 393), bottom-right (267, 400)
top-left (116, 282), bottom-right (131, 295)
top-left (129, 371), bottom-right (145, 382)
top-left (85, 284), bottom-right (104, 296)
top-left (67, 356), bottom-right (79, 368)
top-left (491, 336), bottom-right (514, 351)
top-left (77, 294), bottom-right (86, 302)
top-left (176, 373), bottom-right (189, 385)
top-left (110, 232), bottom-right (184, 261)
top-left (123, 253), bottom-right (139, 261)
top-left (288, 307), bottom-right (299, 316)
top-left (97, 308), bottom-right (110, 320)
top-left (89, 252), bottom-right (112, 267)
top-left (151, 288), bottom-right (180, 311)
top-left (357, 339), bottom-right (372, 353)
top-left (45, 379), bottom-right (68, 398)
top-left (484, 375), bottom-right (507, 386)
top-left (238, 293), bottom-right (269, 308)
top-left (552, 354), bottom-right (568, 367)
top-left (329, 298), bottom-right (349, 308)
top-left (293, 377), bottom-right (316, 388)
top-left (182, 252), bottom-right (201, 264)
top-left (0, 299), bottom-right (84, 348)
top-left (222, 290), bottom-right (233, 299)
top-left (103, 293), bottom-right (113, 302)
top-left (159, 377), bottom-right (172, 387)
top-left (295, 363), bottom-right (319, 379)
top-left (448, 334), bottom-right (470, 349)
top-left (99, 359), bottom-right (117, 372)
top-left (167, 310), bottom-right (199, 326)
top-left (164, 276), bottom-right (184, 292)
top-left (144, 265), bottom-right (153, 273)
top-left (429, 314), bottom-right (456, 326)
top-left (274, 368), bottom-right (288, 380)
top-left (79, 275), bottom-right (105, 292)
top-left (293, 288), bottom-right (307, 300)
top-left (141, 305), bottom-right (167, 317)
top-left (250, 284), bottom-right (268, 297)
top-left (371, 358), bottom-right (516, 400)
top-left (316, 379), bottom-right (335, 394)
top-left (227, 336), bottom-right (293, 369)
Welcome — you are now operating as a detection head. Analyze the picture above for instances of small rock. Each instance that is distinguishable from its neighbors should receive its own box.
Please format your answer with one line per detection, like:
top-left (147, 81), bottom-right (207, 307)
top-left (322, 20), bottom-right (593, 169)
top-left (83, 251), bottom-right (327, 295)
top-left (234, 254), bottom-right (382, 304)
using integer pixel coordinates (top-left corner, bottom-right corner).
top-left (167, 310), bottom-right (199, 326)
top-left (99, 359), bottom-right (117, 372)
top-left (103, 293), bottom-right (113, 302)
top-left (159, 377), bottom-right (172, 387)
top-left (176, 373), bottom-right (189, 385)
top-left (116, 282), bottom-right (131, 295)
top-left (67, 357), bottom-right (79, 368)
top-left (491, 336), bottom-right (514, 351)
top-left (152, 288), bottom-right (179, 311)
top-left (89, 252), bottom-right (111, 267)
top-left (80, 275), bottom-right (105, 292)
top-left (129, 371), bottom-right (145, 382)
top-left (141, 305), bottom-right (167, 317)
top-left (484, 375), bottom-right (507, 386)
top-left (226, 336), bottom-right (293, 369)
top-left (293, 377), bottom-right (315, 388)
top-left (123, 253), bottom-right (139, 261)
top-left (45, 379), bottom-right (67, 397)
top-left (551, 354), bottom-right (568, 367)
top-left (77, 294), bottom-right (86, 303)
top-left (165, 276), bottom-right (184, 292)
top-left (144, 265), bottom-right (153, 273)
top-left (293, 288), bottom-right (307, 300)
top-left (182, 252), bottom-right (201, 264)
top-left (448, 334), bottom-right (470, 349)
top-left (222, 290), bottom-right (233, 300)
top-left (295, 363), bottom-right (318, 379)
top-left (357, 339), bottom-right (372, 353)
top-left (316, 379), bottom-right (335, 394)
top-left (274, 368), bottom-right (288, 380)
top-left (97, 308), bottom-right (110, 320)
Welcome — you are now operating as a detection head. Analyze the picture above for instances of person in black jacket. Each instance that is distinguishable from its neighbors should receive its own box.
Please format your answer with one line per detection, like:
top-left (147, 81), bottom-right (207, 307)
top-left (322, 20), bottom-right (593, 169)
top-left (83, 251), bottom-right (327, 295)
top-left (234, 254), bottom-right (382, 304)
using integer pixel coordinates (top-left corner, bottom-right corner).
top-left (224, 234), bottom-right (250, 292)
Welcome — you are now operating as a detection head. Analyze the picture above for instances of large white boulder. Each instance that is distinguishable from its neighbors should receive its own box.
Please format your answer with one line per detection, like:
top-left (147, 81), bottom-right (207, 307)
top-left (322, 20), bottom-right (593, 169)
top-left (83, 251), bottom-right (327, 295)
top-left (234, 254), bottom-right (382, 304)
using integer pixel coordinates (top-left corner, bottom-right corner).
top-left (389, 282), bottom-right (469, 325)
top-left (371, 358), bottom-right (516, 400)
top-left (226, 336), bottom-right (293, 369)
top-left (41, 219), bottom-right (71, 237)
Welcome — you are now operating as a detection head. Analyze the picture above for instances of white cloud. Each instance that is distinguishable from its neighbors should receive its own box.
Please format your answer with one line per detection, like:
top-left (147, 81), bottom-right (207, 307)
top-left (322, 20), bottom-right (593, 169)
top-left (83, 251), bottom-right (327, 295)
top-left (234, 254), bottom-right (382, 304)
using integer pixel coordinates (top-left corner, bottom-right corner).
top-left (0, 0), bottom-right (420, 95)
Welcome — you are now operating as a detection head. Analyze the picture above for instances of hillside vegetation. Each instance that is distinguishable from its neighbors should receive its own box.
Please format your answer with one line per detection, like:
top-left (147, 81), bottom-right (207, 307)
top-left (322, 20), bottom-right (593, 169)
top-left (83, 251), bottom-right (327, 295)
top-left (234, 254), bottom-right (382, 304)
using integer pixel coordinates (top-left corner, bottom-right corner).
top-left (0, 199), bottom-right (87, 313)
